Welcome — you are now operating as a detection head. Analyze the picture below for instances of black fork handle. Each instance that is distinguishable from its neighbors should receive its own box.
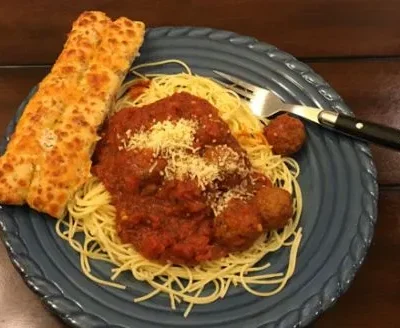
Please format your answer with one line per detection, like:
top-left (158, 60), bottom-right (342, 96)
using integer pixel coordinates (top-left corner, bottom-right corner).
top-left (318, 110), bottom-right (400, 150)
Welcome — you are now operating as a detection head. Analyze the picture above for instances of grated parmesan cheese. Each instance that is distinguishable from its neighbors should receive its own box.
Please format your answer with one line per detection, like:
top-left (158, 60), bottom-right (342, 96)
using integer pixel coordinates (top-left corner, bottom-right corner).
top-left (204, 144), bottom-right (248, 177)
top-left (208, 185), bottom-right (254, 216)
top-left (121, 119), bottom-right (253, 205)
top-left (164, 153), bottom-right (220, 190)
top-left (122, 119), bottom-right (198, 156)
top-left (121, 119), bottom-right (223, 188)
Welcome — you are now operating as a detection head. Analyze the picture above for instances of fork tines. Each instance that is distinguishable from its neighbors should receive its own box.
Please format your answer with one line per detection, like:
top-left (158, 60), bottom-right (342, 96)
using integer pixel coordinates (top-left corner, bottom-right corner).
top-left (213, 70), bottom-right (264, 100)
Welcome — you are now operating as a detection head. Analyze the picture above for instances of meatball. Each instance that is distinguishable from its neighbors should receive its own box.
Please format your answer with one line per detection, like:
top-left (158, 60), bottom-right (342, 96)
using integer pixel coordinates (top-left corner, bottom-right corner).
top-left (203, 145), bottom-right (244, 173)
top-left (203, 145), bottom-right (249, 190)
top-left (254, 186), bottom-right (293, 230)
top-left (214, 199), bottom-right (263, 250)
top-left (263, 114), bottom-right (306, 156)
top-left (131, 149), bottom-right (167, 181)
top-left (158, 179), bottom-right (209, 215)
top-left (122, 149), bottom-right (167, 194)
top-left (194, 118), bottom-right (230, 147)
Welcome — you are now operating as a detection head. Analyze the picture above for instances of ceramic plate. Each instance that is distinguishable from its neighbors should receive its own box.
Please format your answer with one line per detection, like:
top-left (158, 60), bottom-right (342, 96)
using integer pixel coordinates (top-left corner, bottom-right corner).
top-left (0, 27), bottom-right (378, 328)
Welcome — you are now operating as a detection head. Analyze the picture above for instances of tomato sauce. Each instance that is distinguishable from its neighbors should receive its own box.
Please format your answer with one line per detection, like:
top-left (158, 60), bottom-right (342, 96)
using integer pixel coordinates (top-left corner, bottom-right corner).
top-left (93, 92), bottom-right (268, 265)
top-left (127, 79), bottom-right (151, 101)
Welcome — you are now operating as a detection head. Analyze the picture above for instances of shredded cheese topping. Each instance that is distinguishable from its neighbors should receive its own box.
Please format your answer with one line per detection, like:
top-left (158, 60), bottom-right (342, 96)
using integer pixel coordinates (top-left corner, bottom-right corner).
top-left (120, 118), bottom-right (253, 213)
top-left (122, 119), bottom-right (198, 155)
top-left (204, 144), bottom-right (248, 176)
top-left (57, 61), bottom-right (303, 317)
top-left (208, 183), bottom-right (254, 216)
top-left (165, 154), bottom-right (220, 190)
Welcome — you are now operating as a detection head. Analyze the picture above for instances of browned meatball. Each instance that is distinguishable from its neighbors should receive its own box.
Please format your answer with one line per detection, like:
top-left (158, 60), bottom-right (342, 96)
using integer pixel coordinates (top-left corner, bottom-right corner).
top-left (263, 114), bottom-right (306, 156)
top-left (254, 186), bottom-right (293, 230)
top-left (214, 199), bottom-right (263, 250)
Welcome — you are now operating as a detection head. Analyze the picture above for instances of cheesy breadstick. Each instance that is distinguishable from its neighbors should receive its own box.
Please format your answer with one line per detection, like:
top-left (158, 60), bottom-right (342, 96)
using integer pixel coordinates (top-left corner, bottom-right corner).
top-left (0, 11), bottom-right (111, 204)
top-left (27, 18), bottom-right (145, 218)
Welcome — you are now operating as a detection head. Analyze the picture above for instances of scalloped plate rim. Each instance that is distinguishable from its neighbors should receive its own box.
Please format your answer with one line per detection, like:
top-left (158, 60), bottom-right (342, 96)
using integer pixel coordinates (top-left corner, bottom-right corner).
top-left (0, 25), bottom-right (378, 328)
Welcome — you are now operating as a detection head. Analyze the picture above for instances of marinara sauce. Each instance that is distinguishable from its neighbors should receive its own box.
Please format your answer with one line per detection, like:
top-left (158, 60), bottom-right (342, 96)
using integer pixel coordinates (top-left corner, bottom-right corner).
top-left (93, 92), bottom-right (282, 265)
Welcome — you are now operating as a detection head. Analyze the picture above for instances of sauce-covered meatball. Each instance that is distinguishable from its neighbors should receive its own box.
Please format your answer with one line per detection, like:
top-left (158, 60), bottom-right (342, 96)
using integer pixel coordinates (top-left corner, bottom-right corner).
top-left (254, 186), bottom-right (293, 230)
top-left (158, 179), bottom-right (209, 215)
top-left (214, 199), bottom-right (263, 250)
top-left (94, 148), bottom-right (167, 195)
top-left (203, 145), bottom-right (249, 190)
top-left (263, 114), bottom-right (306, 156)
top-left (203, 145), bottom-right (245, 174)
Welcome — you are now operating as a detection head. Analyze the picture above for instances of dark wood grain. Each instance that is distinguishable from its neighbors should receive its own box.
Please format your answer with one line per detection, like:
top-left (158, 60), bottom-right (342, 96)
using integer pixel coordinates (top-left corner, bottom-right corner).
top-left (313, 190), bottom-right (400, 328)
top-left (310, 61), bottom-right (400, 185)
top-left (1, 0), bottom-right (400, 65)
top-left (0, 67), bottom-right (49, 130)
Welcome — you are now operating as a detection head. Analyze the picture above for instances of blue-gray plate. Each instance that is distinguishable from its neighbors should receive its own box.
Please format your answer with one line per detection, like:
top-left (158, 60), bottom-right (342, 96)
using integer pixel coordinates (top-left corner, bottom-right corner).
top-left (0, 27), bottom-right (378, 328)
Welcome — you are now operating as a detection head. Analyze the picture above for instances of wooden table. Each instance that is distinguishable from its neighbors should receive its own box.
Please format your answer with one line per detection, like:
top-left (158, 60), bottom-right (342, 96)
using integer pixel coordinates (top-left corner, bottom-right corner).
top-left (0, 1), bottom-right (399, 327)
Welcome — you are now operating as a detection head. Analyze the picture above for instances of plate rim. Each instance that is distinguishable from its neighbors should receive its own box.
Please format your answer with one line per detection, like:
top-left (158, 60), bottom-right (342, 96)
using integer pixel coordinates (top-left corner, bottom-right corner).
top-left (0, 26), bottom-right (378, 328)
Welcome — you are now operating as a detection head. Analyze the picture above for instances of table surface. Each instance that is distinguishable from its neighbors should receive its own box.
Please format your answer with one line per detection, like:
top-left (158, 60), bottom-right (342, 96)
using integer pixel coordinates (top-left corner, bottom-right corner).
top-left (1, 1), bottom-right (399, 327)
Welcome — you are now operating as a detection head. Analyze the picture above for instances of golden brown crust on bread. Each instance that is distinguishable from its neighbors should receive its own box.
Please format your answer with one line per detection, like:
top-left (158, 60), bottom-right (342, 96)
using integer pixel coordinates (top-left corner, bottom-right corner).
top-left (0, 12), bottom-right (145, 219)
top-left (0, 154), bottom-right (33, 204)
top-left (26, 16), bottom-right (145, 218)
top-left (0, 11), bottom-right (111, 205)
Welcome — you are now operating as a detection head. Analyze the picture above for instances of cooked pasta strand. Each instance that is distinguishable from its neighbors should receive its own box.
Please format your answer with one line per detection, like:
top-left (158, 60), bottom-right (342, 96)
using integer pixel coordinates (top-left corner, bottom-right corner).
top-left (57, 60), bottom-right (303, 317)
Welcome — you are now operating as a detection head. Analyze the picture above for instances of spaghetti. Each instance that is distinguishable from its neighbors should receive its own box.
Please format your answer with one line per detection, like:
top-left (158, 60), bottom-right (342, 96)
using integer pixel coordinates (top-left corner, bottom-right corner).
top-left (56, 60), bottom-right (303, 317)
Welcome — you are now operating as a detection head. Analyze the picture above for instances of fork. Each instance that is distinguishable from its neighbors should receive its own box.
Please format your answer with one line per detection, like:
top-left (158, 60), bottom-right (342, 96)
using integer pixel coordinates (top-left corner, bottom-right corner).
top-left (213, 70), bottom-right (400, 151)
